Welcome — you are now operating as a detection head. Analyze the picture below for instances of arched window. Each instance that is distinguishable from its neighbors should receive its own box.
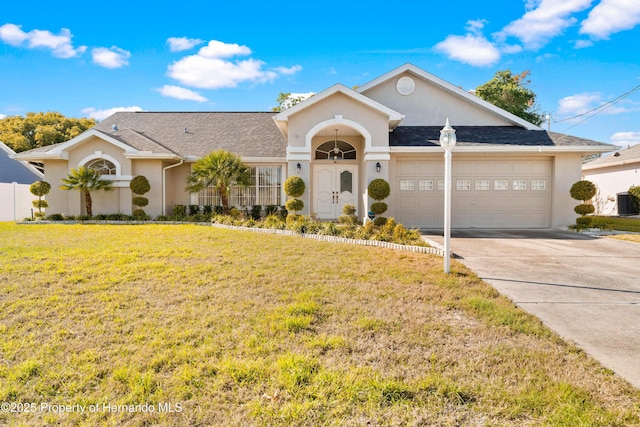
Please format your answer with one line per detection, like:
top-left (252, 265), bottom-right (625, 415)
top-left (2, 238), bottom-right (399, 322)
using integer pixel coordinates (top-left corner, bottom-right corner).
top-left (86, 158), bottom-right (117, 175)
top-left (315, 140), bottom-right (357, 160)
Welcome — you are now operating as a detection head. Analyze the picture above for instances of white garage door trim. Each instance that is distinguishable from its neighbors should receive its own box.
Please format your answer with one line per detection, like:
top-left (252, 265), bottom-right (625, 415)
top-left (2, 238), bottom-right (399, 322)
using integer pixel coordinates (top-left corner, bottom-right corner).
top-left (393, 156), bottom-right (552, 229)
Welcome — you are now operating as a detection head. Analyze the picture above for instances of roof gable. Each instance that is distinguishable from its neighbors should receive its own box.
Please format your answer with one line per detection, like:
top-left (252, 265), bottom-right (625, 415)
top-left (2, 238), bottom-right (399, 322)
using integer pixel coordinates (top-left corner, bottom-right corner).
top-left (583, 143), bottom-right (640, 171)
top-left (357, 63), bottom-right (541, 130)
top-left (0, 141), bottom-right (43, 184)
top-left (273, 84), bottom-right (404, 125)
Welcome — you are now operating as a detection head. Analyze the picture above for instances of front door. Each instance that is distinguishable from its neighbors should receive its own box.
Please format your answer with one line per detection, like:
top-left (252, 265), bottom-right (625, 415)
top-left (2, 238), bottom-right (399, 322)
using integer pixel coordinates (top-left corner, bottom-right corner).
top-left (313, 164), bottom-right (358, 219)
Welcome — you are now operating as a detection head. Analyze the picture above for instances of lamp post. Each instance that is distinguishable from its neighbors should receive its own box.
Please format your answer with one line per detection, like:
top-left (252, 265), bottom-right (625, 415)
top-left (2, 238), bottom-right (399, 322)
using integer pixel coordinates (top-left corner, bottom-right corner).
top-left (440, 118), bottom-right (456, 274)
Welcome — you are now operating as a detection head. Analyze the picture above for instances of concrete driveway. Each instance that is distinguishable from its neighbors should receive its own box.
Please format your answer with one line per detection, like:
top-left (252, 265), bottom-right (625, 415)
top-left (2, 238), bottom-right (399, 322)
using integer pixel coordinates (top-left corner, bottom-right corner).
top-left (422, 229), bottom-right (640, 389)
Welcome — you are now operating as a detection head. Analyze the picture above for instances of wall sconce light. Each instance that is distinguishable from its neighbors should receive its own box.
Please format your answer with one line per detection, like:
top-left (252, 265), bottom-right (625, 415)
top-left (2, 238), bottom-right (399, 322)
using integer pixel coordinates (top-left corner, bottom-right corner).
top-left (296, 162), bottom-right (302, 174)
top-left (375, 162), bottom-right (381, 173)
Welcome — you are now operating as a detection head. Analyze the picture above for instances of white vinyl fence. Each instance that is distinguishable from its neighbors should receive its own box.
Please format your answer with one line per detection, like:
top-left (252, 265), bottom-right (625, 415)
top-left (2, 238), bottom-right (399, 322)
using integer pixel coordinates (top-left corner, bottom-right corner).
top-left (0, 182), bottom-right (35, 222)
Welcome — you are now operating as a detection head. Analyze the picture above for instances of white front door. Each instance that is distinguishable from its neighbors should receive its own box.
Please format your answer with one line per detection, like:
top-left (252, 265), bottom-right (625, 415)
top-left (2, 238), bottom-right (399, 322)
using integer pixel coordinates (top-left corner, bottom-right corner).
top-left (313, 164), bottom-right (358, 219)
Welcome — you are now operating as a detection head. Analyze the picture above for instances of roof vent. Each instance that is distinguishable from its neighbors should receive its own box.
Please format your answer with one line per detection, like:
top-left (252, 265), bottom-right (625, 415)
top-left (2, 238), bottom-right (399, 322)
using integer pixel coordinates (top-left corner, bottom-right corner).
top-left (614, 152), bottom-right (621, 157)
top-left (112, 124), bottom-right (118, 131)
top-left (184, 127), bottom-right (188, 133)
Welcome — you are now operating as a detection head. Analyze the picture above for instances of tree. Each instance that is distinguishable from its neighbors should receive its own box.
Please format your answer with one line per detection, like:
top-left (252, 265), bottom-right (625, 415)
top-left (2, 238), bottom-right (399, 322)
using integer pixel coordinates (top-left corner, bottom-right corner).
top-left (271, 92), bottom-right (314, 112)
top-left (475, 70), bottom-right (544, 126)
top-left (185, 150), bottom-right (251, 214)
top-left (59, 166), bottom-right (114, 217)
top-left (0, 112), bottom-right (95, 153)
top-left (30, 180), bottom-right (51, 219)
top-left (130, 175), bottom-right (151, 217)
top-left (283, 175), bottom-right (306, 217)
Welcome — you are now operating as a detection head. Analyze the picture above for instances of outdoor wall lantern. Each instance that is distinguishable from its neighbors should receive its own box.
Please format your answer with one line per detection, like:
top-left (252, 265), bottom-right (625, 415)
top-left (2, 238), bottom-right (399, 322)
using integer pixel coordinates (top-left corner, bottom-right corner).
top-left (296, 163), bottom-right (302, 174)
top-left (439, 118), bottom-right (457, 274)
top-left (375, 162), bottom-right (381, 173)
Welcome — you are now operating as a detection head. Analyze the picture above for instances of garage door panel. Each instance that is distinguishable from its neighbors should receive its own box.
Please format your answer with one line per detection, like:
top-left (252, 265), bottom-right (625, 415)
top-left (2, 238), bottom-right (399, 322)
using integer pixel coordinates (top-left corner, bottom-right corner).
top-left (395, 157), bottom-right (552, 229)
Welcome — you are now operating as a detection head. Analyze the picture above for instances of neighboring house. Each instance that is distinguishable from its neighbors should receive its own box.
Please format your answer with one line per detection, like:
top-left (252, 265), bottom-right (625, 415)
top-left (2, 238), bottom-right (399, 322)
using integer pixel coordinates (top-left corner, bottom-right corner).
top-left (15, 63), bottom-right (615, 228)
top-left (582, 144), bottom-right (640, 215)
top-left (0, 141), bottom-right (44, 221)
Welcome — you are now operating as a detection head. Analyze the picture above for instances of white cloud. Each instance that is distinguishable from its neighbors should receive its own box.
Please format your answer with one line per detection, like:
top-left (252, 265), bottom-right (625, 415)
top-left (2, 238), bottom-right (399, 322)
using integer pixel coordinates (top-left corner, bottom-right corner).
top-left (0, 114), bottom-right (6, 119)
top-left (81, 106), bottom-right (142, 121)
top-left (558, 92), bottom-right (602, 115)
top-left (434, 33), bottom-right (501, 67)
top-left (91, 46), bottom-right (130, 69)
top-left (496, 0), bottom-right (593, 49)
top-left (157, 85), bottom-right (208, 102)
top-left (574, 39), bottom-right (594, 48)
top-left (610, 131), bottom-right (640, 147)
top-left (167, 37), bottom-right (204, 52)
top-left (0, 23), bottom-right (86, 58)
top-left (580, 0), bottom-right (640, 39)
top-left (167, 39), bottom-right (302, 89)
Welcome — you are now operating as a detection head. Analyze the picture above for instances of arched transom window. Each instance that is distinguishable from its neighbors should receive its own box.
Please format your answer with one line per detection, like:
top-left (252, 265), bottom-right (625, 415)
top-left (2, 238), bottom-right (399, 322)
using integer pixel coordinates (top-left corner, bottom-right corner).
top-left (315, 140), bottom-right (357, 160)
top-left (86, 158), bottom-right (117, 175)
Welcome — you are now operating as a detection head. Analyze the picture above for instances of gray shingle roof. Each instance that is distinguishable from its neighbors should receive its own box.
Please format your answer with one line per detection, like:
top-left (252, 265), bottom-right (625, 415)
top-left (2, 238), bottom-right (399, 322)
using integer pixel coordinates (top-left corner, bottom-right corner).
top-left (0, 142), bottom-right (42, 184)
top-left (94, 112), bottom-right (287, 158)
top-left (389, 126), bottom-right (614, 148)
top-left (583, 143), bottom-right (640, 167)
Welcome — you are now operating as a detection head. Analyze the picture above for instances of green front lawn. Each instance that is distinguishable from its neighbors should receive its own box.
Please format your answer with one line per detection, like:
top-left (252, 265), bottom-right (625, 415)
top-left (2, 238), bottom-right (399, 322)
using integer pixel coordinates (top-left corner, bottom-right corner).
top-left (588, 216), bottom-right (640, 232)
top-left (1, 223), bottom-right (638, 426)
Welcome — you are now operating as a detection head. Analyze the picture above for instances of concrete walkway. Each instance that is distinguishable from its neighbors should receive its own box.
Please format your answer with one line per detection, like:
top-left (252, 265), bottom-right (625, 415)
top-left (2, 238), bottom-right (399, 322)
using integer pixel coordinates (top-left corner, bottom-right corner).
top-left (422, 229), bottom-right (640, 389)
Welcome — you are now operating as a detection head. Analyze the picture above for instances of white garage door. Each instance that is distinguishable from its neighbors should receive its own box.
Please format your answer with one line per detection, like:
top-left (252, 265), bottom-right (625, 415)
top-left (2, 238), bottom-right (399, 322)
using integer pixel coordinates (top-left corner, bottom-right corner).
top-left (394, 157), bottom-right (552, 229)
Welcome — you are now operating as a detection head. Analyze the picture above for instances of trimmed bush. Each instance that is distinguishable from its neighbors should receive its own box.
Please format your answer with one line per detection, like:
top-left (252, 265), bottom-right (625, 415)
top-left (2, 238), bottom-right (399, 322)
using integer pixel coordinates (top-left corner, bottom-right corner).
top-left (630, 186), bottom-right (640, 211)
top-left (250, 205), bottom-right (262, 220)
top-left (576, 216), bottom-right (592, 229)
top-left (370, 202), bottom-right (388, 215)
top-left (285, 198), bottom-right (304, 214)
top-left (574, 203), bottom-right (595, 216)
top-left (284, 176), bottom-right (306, 198)
top-left (32, 199), bottom-right (49, 209)
top-left (132, 196), bottom-right (149, 208)
top-left (342, 204), bottom-right (356, 216)
top-left (373, 216), bottom-right (388, 226)
top-left (46, 213), bottom-right (64, 221)
top-left (265, 205), bottom-right (279, 216)
top-left (368, 179), bottom-right (391, 201)
top-left (570, 180), bottom-right (597, 202)
top-left (188, 204), bottom-right (200, 216)
top-left (173, 205), bottom-right (187, 218)
top-left (130, 176), bottom-right (151, 195)
top-left (30, 180), bottom-right (51, 217)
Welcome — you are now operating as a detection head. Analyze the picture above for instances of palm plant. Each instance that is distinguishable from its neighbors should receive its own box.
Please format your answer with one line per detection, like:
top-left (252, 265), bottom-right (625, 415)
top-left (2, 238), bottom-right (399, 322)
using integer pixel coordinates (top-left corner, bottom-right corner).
top-left (186, 150), bottom-right (251, 214)
top-left (59, 166), bottom-right (113, 216)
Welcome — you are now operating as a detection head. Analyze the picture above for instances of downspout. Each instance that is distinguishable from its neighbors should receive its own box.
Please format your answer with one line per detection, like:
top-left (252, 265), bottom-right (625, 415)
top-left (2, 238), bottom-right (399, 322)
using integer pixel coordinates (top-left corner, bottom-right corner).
top-left (162, 159), bottom-right (184, 216)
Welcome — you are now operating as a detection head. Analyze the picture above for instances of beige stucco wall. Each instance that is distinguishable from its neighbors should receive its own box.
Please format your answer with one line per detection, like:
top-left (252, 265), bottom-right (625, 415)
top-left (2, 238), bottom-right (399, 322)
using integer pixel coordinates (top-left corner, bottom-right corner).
top-left (165, 163), bottom-right (192, 214)
top-left (286, 92), bottom-right (390, 150)
top-left (360, 71), bottom-right (514, 126)
top-left (552, 154), bottom-right (584, 228)
top-left (43, 160), bottom-right (70, 215)
top-left (583, 163), bottom-right (640, 215)
top-left (132, 159), bottom-right (165, 217)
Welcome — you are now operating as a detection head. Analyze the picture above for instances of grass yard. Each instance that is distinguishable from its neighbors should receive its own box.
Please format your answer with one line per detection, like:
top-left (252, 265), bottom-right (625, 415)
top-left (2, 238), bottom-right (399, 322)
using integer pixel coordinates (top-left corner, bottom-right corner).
top-left (609, 234), bottom-right (640, 244)
top-left (1, 223), bottom-right (639, 426)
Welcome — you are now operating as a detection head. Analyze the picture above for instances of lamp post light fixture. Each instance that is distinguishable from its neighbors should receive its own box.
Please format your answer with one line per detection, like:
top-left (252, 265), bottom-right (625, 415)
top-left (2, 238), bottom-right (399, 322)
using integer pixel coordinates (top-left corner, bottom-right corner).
top-left (375, 162), bottom-right (381, 173)
top-left (439, 118), bottom-right (456, 274)
top-left (296, 162), bottom-right (302, 174)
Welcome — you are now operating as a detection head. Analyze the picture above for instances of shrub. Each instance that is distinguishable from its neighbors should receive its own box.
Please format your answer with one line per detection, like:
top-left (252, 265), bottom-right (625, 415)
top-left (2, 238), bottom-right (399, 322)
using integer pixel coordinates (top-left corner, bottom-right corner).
top-left (285, 198), bottom-right (304, 214)
top-left (214, 205), bottom-right (224, 215)
top-left (132, 196), bottom-right (149, 208)
top-left (76, 214), bottom-right (92, 221)
top-left (574, 204), bottom-right (595, 216)
top-left (629, 186), bottom-right (640, 211)
top-left (370, 202), bottom-right (388, 215)
top-left (46, 213), bottom-right (64, 221)
top-left (130, 176), bottom-right (151, 195)
top-left (279, 205), bottom-right (288, 219)
top-left (188, 204), bottom-right (200, 216)
top-left (368, 179), bottom-right (391, 201)
top-left (30, 180), bottom-right (51, 217)
top-left (229, 208), bottom-right (241, 219)
top-left (284, 176), bottom-right (306, 198)
top-left (250, 205), bottom-right (262, 220)
top-left (570, 180), bottom-right (597, 202)
top-left (34, 211), bottom-right (46, 219)
top-left (202, 205), bottom-right (213, 216)
top-left (339, 215), bottom-right (357, 225)
top-left (342, 204), bottom-right (356, 216)
top-left (173, 205), bottom-right (187, 218)
top-left (94, 214), bottom-right (107, 220)
top-left (265, 205), bottom-right (279, 216)
top-left (133, 209), bottom-right (148, 219)
top-left (373, 216), bottom-right (388, 226)
top-left (154, 215), bottom-right (170, 221)
top-left (576, 216), bottom-right (592, 229)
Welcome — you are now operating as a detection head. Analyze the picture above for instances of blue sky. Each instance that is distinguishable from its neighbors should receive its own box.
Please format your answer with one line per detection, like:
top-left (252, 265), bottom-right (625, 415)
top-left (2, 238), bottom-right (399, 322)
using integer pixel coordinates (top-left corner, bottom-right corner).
top-left (2, 0), bottom-right (640, 147)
